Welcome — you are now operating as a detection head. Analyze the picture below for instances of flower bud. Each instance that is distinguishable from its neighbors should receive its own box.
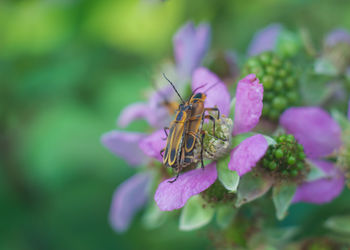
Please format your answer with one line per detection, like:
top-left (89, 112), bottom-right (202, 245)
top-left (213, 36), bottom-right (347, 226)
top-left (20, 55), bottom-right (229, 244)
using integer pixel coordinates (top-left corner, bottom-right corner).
top-left (243, 52), bottom-right (300, 121)
top-left (258, 134), bottom-right (307, 180)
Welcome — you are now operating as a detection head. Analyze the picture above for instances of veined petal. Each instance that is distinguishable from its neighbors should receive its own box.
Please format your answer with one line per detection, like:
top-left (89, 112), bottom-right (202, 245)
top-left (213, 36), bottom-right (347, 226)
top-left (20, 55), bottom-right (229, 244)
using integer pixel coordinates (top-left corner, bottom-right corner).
top-left (325, 28), bottom-right (350, 47)
top-left (101, 131), bottom-right (148, 166)
top-left (228, 134), bottom-right (268, 176)
top-left (109, 173), bottom-right (152, 233)
top-left (248, 23), bottom-right (282, 56)
top-left (118, 102), bottom-right (150, 128)
top-left (292, 160), bottom-right (345, 204)
top-left (154, 163), bottom-right (217, 211)
top-left (280, 107), bottom-right (342, 159)
top-left (173, 22), bottom-right (211, 78)
top-left (233, 74), bottom-right (264, 135)
top-left (139, 130), bottom-right (167, 162)
top-left (192, 67), bottom-right (231, 116)
top-left (148, 86), bottom-right (175, 128)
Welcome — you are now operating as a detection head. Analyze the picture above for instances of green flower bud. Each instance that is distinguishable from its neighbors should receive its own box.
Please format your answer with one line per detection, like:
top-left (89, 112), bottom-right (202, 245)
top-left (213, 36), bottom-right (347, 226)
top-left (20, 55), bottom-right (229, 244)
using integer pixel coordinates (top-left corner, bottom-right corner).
top-left (258, 134), bottom-right (307, 180)
top-left (287, 156), bottom-right (296, 165)
top-left (242, 52), bottom-right (300, 121)
top-left (275, 149), bottom-right (284, 159)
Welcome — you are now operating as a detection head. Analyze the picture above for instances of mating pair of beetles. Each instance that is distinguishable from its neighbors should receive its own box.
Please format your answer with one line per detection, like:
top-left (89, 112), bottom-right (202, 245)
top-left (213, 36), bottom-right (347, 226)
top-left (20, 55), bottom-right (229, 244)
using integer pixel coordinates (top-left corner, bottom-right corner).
top-left (160, 74), bottom-right (222, 183)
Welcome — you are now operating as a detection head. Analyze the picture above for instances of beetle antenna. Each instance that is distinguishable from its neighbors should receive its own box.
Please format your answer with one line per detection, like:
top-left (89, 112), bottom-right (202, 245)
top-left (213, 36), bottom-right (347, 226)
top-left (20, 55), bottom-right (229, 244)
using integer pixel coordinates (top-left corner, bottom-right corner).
top-left (202, 81), bottom-right (221, 93)
top-left (192, 83), bottom-right (208, 94)
top-left (151, 81), bottom-right (170, 104)
top-left (162, 73), bottom-right (185, 104)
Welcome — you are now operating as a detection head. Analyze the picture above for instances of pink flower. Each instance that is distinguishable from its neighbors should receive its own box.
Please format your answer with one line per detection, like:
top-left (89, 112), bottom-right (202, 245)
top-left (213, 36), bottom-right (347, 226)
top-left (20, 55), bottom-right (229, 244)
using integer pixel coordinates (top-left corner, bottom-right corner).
top-left (280, 107), bottom-right (345, 204)
top-left (118, 21), bottom-right (211, 129)
top-left (174, 21), bottom-right (211, 79)
top-left (109, 173), bottom-right (153, 233)
top-left (140, 67), bottom-right (268, 211)
top-left (324, 28), bottom-right (350, 47)
top-left (101, 131), bottom-right (149, 167)
top-left (247, 23), bottom-right (282, 56)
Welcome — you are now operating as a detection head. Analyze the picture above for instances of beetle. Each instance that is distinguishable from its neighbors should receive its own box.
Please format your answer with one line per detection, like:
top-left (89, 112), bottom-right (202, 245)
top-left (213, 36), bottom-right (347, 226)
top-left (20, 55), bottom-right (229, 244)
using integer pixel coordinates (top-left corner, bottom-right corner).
top-left (160, 74), bottom-right (224, 182)
top-left (183, 92), bottom-right (221, 169)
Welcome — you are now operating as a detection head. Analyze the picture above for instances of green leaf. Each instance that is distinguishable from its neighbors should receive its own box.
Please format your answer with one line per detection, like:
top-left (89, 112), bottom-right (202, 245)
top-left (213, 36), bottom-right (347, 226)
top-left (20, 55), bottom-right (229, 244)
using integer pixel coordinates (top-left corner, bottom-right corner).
top-left (229, 97), bottom-right (236, 119)
top-left (141, 201), bottom-right (168, 230)
top-left (216, 205), bottom-right (236, 229)
top-left (331, 109), bottom-right (350, 131)
top-left (324, 215), bottom-right (350, 234)
top-left (179, 195), bottom-right (215, 231)
top-left (314, 57), bottom-right (338, 76)
top-left (217, 156), bottom-right (240, 192)
top-left (236, 172), bottom-right (273, 207)
top-left (306, 161), bottom-right (327, 181)
top-left (263, 135), bottom-right (277, 146)
top-left (272, 184), bottom-right (297, 220)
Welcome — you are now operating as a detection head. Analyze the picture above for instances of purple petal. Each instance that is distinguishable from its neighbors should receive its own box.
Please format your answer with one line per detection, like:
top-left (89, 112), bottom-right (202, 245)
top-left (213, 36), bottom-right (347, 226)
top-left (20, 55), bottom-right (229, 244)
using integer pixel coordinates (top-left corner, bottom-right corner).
top-left (147, 85), bottom-right (176, 128)
top-left (233, 74), bottom-right (264, 135)
top-left (192, 67), bottom-right (231, 116)
top-left (325, 28), bottom-right (350, 47)
top-left (139, 130), bottom-right (167, 162)
top-left (280, 107), bottom-right (342, 159)
top-left (248, 23), bottom-right (282, 56)
top-left (228, 134), bottom-right (268, 176)
top-left (109, 173), bottom-right (152, 233)
top-left (154, 162), bottom-right (217, 211)
top-left (101, 131), bottom-right (148, 166)
top-left (118, 102), bottom-right (150, 128)
top-left (292, 160), bottom-right (345, 204)
top-left (173, 22), bottom-right (211, 78)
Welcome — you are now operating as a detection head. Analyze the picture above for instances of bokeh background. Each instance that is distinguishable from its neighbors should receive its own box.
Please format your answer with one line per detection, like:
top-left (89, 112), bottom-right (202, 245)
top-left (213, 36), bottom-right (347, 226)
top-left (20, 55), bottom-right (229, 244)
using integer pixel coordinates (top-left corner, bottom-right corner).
top-left (1, 0), bottom-right (350, 249)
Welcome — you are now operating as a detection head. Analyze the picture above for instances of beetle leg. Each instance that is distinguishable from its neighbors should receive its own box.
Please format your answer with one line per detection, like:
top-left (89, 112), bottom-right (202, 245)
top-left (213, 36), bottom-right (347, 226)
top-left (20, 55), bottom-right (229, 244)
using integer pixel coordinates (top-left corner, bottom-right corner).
top-left (204, 107), bottom-right (220, 119)
top-left (162, 127), bottom-right (169, 140)
top-left (204, 115), bottom-right (228, 142)
top-left (160, 148), bottom-right (165, 157)
top-left (200, 131), bottom-right (205, 170)
top-left (168, 169), bottom-right (180, 183)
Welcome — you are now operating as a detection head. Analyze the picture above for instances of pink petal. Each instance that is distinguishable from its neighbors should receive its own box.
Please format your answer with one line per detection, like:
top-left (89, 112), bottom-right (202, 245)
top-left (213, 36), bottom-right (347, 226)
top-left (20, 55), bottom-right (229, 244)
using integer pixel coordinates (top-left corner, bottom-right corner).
top-left (147, 86), bottom-right (175, 128)
top-left (101, 131), bottom-right (148, 166)
top-left (154, 162), bottom-right (217, 211)
top-left (280, 107), bottom-right (342, 159)
top-left (233, 74), bottom-right (264, 135)
top-left (139, 130), bottom-right (167, 162)
top-left (228, 134), bottom-right (268, 176)
top-left (173, 22), bottom-right (211, 78)
top-left (117, 102), bottom-right (150, 128)
top-left (109, 173), bottom-right (152, 233)
top-left (248, 23), bottom-right (282, 56)
top-left (324, 28), bottom-right (350, 47)
top-left (192, 67), bottom-right (231, 116)
top-left (292, 160), bottom-right (345, 204)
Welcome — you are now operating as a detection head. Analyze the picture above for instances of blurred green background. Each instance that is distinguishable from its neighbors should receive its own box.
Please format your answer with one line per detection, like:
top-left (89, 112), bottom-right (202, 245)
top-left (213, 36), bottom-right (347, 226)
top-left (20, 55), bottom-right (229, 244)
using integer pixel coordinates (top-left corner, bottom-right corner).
top-left (1, 0), bottom-right (350, 249)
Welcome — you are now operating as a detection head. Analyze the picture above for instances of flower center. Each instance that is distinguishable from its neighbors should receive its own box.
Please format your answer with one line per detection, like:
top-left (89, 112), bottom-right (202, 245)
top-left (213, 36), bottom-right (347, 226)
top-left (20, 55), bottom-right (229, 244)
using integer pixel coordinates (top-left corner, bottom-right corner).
top-left (201, 117), bottom-right (233, 160)
top-left (258, 134), bottom-right (307, 179)
top-left (242, 51), bottom-right (300, 121)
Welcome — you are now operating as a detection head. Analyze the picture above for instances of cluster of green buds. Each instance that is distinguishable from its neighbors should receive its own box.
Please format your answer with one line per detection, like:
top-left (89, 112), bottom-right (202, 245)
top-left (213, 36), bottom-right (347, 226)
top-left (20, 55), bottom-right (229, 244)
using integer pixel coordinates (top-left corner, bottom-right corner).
top-left (242, 51), bottom-right (299, 121)
top-left (259, 134), bottom-right (307, 179)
